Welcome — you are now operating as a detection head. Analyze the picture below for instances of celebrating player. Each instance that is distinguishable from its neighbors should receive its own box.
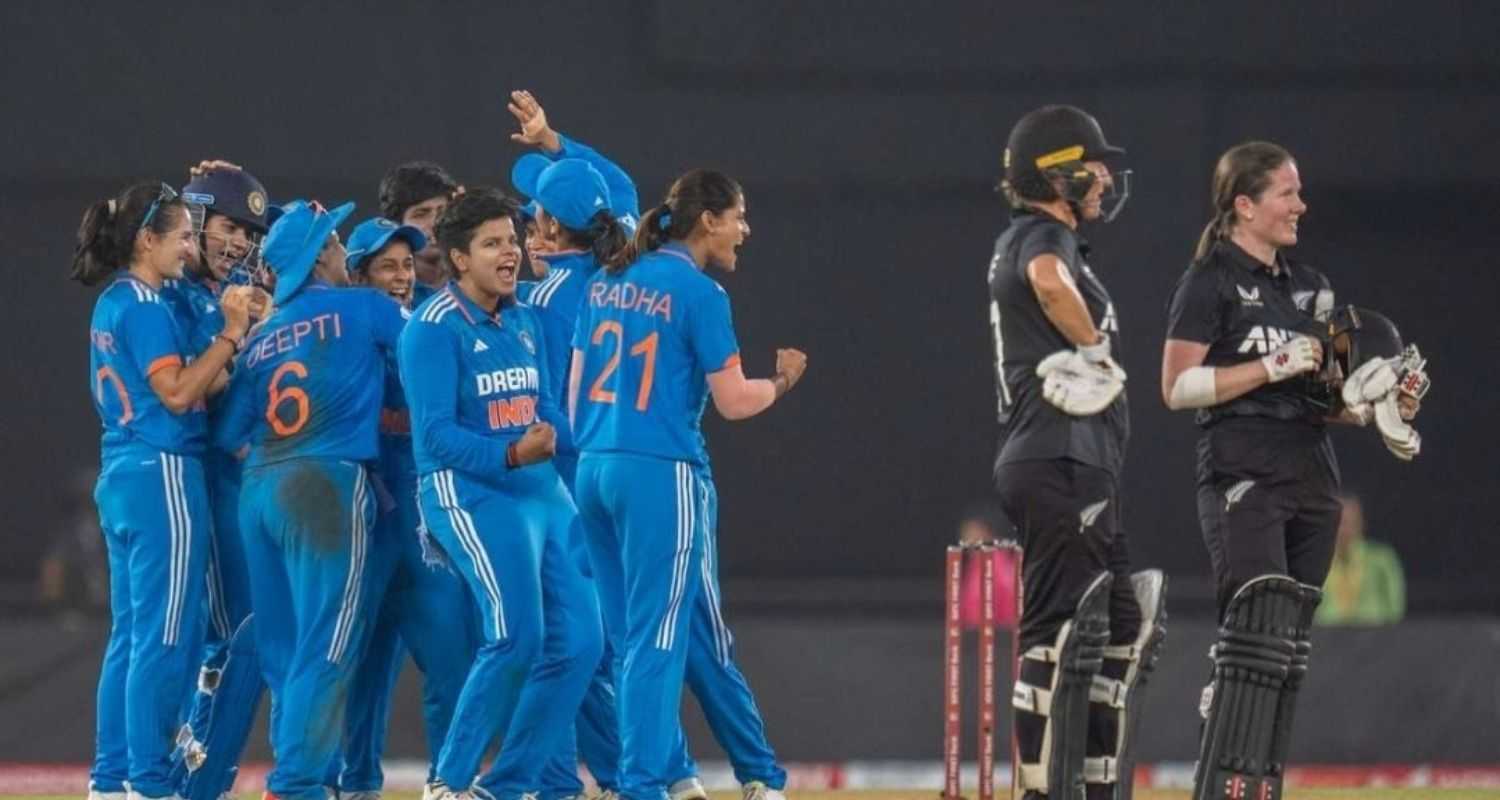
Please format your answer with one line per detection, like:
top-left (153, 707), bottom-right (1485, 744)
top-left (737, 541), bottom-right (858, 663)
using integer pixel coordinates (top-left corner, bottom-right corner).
top-left (73, 181), bottom-right (257, 800)
top-left (399, 189), bottom-right (603, 800)
top-left (1161, 141), bottom-right (1427, 800)
top-left (379, 161), bottom-right (463, 304)
top-left (213, 199), bottom-right (404, 800)
top-left (164, 162), bottom-right (277, 800)
top-left (570, 169), bottom-right (807, 800)
top-left (987, 106), bottom-right (1166, 800)
top-left (338, 216), bottom-right (479, 798)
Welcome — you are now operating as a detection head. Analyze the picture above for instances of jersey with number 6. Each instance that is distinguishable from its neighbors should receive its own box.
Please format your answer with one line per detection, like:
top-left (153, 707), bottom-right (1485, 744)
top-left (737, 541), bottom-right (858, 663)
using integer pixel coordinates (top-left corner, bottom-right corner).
top-left (213, 283), bottom-right (405, 467)
top-left (571, 243), bottom-right (739, 466)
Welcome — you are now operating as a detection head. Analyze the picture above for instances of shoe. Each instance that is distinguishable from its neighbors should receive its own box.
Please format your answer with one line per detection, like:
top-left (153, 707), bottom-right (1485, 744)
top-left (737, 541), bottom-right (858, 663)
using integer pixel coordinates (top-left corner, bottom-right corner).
top-left (88, 790), bottom-right (128, 800)
top-left (341, 793), bottom-right (381, 800)
top-left (668, 777), bottom-right (708, 800)
top-left (261, 792), bottom-right (279, 800)
top-left (741, 782), bottom-right (786, 800)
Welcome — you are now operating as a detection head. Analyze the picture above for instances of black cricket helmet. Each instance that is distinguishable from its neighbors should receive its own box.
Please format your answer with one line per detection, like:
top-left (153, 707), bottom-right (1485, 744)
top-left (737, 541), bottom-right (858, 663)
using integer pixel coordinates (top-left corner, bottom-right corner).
top-left (1003, 105), bottom-right (1131, 221)
top-left (182, 168), bottom-right (273, 286)
top-left (1311, 306), bottom-right (1429, 409)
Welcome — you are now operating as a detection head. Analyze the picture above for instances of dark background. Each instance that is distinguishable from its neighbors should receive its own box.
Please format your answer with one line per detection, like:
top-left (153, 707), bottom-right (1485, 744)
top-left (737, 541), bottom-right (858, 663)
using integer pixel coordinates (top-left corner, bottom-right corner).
top-left (3, 1), bottom-right (1498, 617)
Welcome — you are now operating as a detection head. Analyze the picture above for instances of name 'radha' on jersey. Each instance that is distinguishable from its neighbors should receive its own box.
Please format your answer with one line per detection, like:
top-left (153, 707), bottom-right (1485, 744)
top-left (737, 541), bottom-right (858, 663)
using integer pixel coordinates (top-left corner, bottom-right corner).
top-left (571, 243), bottom-right (740, 466)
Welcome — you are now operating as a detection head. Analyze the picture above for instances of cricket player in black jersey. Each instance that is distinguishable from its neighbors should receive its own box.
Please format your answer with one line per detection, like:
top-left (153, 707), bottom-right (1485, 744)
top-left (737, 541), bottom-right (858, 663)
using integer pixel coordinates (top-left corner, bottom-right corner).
top-left (988, 105), bottom-right (1166, 800)
top-left (1160, 141), bottom-right (1429, 800)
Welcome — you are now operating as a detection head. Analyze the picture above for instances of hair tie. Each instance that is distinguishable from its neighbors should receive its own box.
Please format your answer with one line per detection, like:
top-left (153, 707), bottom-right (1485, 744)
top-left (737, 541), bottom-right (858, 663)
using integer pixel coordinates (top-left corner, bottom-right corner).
top-left (106, 199), bottom-right (117, 217)
top-left (658, 210), bottom-right (672, 231)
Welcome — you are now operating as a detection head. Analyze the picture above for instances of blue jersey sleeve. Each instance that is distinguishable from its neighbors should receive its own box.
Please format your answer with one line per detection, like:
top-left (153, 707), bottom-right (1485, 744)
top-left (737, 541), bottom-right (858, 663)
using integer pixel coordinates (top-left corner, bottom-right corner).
top-left (212, 363), bottom-right (257, 455)
top-left (555, 133), bottom-right (640, 227)
top-left (686, 282), bottom-right (741, 374)
top-left (368, 291), bottom-right (407, 350)
top-left (399, 319), bottom-right (511, 475)
top-left (526, 308), bottom-right (571, 445)
top-left (121, 301), bottom-right (186, 380)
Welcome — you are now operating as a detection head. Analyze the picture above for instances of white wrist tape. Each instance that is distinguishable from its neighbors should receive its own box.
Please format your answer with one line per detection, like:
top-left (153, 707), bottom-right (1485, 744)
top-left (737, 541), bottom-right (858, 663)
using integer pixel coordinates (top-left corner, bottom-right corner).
top-left (1168, 366), bottom-right (1218, 410)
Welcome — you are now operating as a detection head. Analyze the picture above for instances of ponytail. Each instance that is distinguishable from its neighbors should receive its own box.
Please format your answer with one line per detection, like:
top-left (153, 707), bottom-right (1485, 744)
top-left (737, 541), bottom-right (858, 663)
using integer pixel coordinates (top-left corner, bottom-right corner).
top-left (70, 199), bottom-right (118, 285)
top-left (603, 169), bottom-right (744, 275)
top-left (1193, 209), bottom-right (1235, 261)
top-left (70, 181), bottom-right (188, 286)
top-left (606, 204), bottom-right (670, 274)
top-left (1195, 141), bottom-right (1294, 263)
top-left (581, 210), bottom-right (629, 269)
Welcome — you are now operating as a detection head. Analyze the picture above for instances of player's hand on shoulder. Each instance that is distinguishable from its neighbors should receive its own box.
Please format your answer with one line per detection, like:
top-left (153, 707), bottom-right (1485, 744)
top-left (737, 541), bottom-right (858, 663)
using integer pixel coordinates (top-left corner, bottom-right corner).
top-left (775, 348), bottom-right (808, 390)
top-left (1037, 335), bottom-right (1126, 416)
top-left (1261, 335), bottom-right (1321, 383)
top-left (511, 422), bottom-right (557, 466)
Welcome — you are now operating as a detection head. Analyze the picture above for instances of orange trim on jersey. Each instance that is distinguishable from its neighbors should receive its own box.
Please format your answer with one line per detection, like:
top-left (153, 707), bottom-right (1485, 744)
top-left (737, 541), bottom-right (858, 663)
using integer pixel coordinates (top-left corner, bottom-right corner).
top-left (720, 353), bottom-right (742, 371)
top-left (146, 354), bottom-right (183, 377)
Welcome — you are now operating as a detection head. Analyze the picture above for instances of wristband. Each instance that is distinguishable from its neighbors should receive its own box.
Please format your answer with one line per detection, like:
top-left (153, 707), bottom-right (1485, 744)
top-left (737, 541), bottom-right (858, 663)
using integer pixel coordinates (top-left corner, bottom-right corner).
top-left (506, 441), bottom-right (520, 469)
top-left (215, 333), bottom-right (242, 354)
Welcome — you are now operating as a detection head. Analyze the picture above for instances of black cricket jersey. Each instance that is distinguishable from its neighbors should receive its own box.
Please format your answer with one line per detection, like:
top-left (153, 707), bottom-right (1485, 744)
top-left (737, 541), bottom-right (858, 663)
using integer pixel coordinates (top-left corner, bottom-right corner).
top-left (988, 209), bottom-right (1128, 476)
top-left (1165, 239), bottom-right (1333, 427)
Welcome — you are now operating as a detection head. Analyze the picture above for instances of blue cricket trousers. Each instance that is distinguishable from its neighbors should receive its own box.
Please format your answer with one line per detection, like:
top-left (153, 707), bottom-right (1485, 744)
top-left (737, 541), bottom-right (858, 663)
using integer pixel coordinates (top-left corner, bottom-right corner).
top-left (92, 448), bottom-right (210, 799)
top-left (575, 453), bottom-right (709, 800)
top-left (422, 463), bottom-right (603, 799)
top-left (239, 458), bottom-right (380, 800)
top-left (341, 471), bottom-right (478, 791)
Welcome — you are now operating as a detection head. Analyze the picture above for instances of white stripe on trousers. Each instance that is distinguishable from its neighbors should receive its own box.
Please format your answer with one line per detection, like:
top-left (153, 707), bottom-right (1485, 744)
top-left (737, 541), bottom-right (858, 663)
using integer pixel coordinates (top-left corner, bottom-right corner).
top-left (206, 532), bottom-right (231, 640)
top-left (698, 479), bottom-right (733, 666)
top-left (326, 466), bottom-right (369, 664)
top-left (656, 462), bottom-right (694, 650)
top-left (436, 470), bottom-right (508, 640)
top-left (160, 454), bottom-right (191, 646)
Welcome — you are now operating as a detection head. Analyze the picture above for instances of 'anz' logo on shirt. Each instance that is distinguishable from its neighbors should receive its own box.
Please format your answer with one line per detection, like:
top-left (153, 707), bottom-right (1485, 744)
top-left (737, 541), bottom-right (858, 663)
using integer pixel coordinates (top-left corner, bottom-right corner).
top-left (1236, 285), bottom-right (1263, 307)
top-left (1236, 325), bottom-right (1298, 355)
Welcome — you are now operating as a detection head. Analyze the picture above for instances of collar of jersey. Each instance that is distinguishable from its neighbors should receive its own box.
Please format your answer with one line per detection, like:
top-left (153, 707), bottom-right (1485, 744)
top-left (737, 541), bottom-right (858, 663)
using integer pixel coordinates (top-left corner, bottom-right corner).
top-left (441, 281), bottom-right (505, 327)
top-left (536, 248), bottom-right (590, 268)
top-left (659, 242), bottom-right (700, 269)
top-left (1220, 239), bottom-right (1290, 279)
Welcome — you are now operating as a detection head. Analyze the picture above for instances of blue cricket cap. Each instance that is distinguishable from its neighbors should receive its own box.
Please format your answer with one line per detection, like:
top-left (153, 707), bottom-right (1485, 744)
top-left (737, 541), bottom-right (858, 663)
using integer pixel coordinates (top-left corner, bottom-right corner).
top-left (263, 199), bottom-right (355, 305)
top-left (511, 155), bottom-right (611, 231)
top-left (346, 216), bottom-right (427, 273)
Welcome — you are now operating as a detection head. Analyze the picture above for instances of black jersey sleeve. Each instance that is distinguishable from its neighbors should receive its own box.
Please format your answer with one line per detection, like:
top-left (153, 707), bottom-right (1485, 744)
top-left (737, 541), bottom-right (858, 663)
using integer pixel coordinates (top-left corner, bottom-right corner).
top-left (1165, 264), bottom-right (1223, 344)
top-left (1013, 224), bottom-right (1076, 287)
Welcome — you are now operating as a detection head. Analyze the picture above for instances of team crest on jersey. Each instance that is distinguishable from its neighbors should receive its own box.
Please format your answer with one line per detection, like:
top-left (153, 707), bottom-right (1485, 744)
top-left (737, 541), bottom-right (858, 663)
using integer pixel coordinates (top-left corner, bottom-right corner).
top-left (1237, 285), bottom-right (1263, 307)
top-left (1236, 325), bottom-right (1298, 354)
top-left (1292, 290), bottom-right (1314, 311)
top-left (518, 330), bottom-right (536, 355)
top-left (247, 191), bottom-right (267, 216)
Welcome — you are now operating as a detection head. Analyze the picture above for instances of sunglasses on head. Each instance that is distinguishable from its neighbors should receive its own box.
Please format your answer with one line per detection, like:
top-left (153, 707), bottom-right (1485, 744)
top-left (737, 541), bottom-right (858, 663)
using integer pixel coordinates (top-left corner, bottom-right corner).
top-left (139, 182), bottom-right (180, 233)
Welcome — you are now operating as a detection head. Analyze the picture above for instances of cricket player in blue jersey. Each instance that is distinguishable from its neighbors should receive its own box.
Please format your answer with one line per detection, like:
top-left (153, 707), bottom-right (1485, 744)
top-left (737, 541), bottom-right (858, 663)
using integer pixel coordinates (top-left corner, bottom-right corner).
top-left (505, 91), bottom-right (637, 800)
top-left (569, 170), bottom-right (807, 800)
top-left (160, 163), bottom-right (278, 800)
top-left (398, 189), bottom-right (603, 800)
top-left (379, 161), bottom-right (463, 307)
top-left (73, 181), bottom-right (259, 800)
top-left (213, 199), bottom-right (406, 800)
top-left (338, 216), bottom-right (479, 798)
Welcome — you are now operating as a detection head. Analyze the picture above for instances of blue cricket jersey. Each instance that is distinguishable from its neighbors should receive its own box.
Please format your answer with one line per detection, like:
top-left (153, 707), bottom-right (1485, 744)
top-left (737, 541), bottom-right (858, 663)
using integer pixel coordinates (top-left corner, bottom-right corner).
top-left (377, 314), bottom-right (417, 485)
top-left (89, 275), bottom-right (208, 456)
top-left (570, 243), bottom-right (740, 466)
top-left (214, 283), bottom-right (405, 466)
top-left (161, 273), bottom-right (224, 356)
top-left (399, 283), bottom-right (563, 480)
